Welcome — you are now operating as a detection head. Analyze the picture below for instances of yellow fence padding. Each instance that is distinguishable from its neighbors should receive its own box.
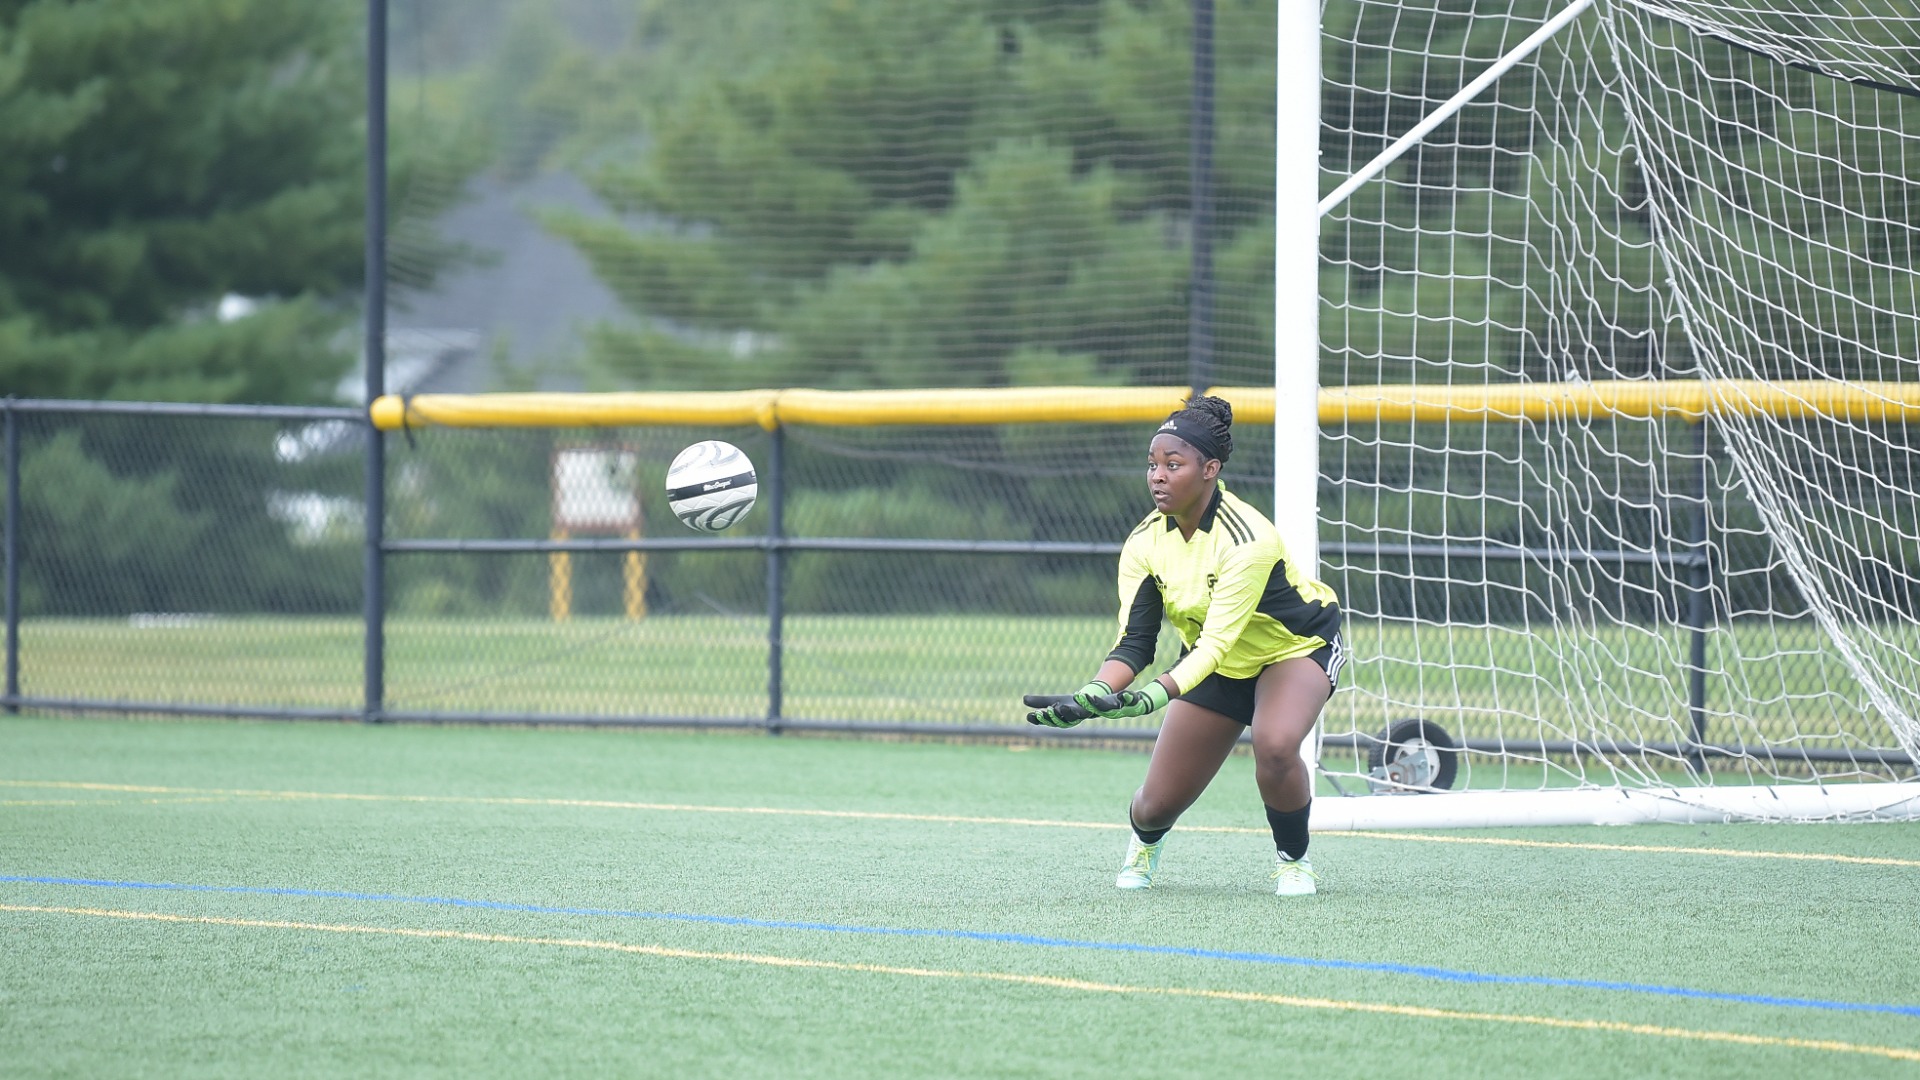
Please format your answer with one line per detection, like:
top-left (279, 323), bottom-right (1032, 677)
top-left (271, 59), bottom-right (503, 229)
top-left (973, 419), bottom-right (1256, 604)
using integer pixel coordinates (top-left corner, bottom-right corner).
top-left (368, 380), bottom-right (1920, 430)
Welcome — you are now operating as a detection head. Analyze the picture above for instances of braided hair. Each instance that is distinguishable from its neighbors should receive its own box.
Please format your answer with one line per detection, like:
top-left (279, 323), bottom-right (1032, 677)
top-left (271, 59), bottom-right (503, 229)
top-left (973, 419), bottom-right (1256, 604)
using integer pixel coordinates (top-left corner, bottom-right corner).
top-left (1155, 394), bottom-right (1233, 463)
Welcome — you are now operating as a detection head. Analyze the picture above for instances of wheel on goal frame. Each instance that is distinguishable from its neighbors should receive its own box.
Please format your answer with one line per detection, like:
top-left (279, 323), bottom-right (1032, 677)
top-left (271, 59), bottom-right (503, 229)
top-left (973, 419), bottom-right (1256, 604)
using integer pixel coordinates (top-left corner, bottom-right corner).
top-left (1365, 718), bottom-right (1460, 793)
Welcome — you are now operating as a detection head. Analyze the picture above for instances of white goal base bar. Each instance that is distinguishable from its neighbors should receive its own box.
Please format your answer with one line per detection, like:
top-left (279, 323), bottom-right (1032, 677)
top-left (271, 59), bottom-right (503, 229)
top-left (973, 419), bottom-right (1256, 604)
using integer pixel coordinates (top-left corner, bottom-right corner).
top-left (1313, 783), bottom-right (1920, 830)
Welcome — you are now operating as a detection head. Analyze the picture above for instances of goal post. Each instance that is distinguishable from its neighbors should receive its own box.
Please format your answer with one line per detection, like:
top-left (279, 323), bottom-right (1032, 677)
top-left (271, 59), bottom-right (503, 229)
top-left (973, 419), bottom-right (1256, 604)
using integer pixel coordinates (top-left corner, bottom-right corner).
top-left (1273, 0), bottom-right (1321, 575)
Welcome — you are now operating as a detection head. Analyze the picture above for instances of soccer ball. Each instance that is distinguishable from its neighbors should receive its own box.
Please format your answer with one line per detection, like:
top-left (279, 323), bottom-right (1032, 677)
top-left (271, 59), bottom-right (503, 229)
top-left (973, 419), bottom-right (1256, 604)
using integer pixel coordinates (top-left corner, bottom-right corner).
top-left (666, 440), bottom-right (757, 532)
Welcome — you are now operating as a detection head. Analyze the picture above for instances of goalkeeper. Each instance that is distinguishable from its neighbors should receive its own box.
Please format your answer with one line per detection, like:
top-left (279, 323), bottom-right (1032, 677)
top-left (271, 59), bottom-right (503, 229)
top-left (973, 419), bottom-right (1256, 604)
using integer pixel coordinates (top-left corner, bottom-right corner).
top-left (1027, 395), bottom-right (1343, 896)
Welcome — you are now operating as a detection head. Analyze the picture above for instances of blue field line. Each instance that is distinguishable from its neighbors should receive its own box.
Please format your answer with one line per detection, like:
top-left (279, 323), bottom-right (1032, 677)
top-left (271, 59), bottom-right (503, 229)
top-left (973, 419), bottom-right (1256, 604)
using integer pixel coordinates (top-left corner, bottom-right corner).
top-left (6, 873), bottom-right (1916, 1018)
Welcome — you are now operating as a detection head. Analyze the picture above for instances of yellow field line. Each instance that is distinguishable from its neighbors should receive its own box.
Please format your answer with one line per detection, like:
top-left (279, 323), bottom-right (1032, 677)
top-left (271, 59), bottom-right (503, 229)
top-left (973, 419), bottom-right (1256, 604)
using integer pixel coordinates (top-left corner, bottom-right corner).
top-left (0, 793), bottom-right (243, 809)
top-left (3, 902), bottom-right (1913, 1063)
top-left (5, 779), bottom-right (1916, 868)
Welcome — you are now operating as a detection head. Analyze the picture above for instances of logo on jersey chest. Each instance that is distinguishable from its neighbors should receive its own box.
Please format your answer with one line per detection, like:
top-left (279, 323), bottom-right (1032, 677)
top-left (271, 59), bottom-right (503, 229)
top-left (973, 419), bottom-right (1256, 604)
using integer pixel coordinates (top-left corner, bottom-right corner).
top-left (1155, 571), bottom-right (1217, 592)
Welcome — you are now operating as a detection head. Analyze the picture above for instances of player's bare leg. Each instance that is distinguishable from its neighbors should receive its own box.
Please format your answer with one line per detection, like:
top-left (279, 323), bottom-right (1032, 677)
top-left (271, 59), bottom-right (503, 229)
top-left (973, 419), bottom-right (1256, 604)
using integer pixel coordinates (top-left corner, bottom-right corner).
top-left (1252, 657), bottom-right (1334, 894)
top-left (1115, 701), bottom-right (1242, 888)
top-left (1132, 700), bottom-right (1244, 830)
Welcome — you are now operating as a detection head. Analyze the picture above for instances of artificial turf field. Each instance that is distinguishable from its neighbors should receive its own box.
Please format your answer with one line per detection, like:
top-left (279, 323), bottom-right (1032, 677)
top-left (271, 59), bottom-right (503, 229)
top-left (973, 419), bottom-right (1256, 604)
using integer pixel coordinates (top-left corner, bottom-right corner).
top-left (3, 715), bottom-right (1918, 1078)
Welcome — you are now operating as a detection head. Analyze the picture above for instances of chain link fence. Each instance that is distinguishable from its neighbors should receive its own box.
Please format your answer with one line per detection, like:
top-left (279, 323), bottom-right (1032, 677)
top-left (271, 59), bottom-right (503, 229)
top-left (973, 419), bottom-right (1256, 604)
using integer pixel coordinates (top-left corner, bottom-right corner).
top-left (4, 402), bottom-right (365, 719)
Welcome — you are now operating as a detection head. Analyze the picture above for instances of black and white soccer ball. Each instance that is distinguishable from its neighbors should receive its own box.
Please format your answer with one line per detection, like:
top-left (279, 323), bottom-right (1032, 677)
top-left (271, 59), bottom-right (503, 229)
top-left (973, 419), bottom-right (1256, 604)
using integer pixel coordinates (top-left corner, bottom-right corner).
top-left (665, 441), bottom-right (757, 532)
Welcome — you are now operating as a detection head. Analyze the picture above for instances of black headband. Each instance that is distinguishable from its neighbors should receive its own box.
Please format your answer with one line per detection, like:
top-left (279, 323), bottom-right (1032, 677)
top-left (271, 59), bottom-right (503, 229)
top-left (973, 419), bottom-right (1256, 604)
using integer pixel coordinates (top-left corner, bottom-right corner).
top-left (1155, 416), bottom-right (1226, 462)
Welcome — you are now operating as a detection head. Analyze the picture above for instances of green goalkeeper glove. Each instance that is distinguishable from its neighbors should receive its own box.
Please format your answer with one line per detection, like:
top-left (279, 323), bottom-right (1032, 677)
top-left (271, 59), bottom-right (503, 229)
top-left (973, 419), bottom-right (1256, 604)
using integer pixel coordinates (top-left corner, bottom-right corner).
top-left (1025, 700), bottom-right (1093, 728)
top-left (1077, 679), bottom-right (1171, 720)
top-left (1023, 681), bottom-right (1111, 729)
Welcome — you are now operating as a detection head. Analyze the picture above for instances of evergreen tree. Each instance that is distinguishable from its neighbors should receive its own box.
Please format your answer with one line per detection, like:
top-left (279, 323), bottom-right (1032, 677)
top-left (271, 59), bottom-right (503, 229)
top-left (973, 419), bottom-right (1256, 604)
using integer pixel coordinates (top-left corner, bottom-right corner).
top-left (0, 0), bottom-right (377, 402)
top-left (545, 0), bottom-right (1277, 392)
top-left (0, 1), bottom-right (464, 616)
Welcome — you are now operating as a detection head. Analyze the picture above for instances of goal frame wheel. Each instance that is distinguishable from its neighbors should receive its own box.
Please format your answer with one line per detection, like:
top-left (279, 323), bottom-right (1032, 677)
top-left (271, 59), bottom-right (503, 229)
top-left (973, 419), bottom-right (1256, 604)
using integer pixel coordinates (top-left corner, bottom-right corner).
top-left (1365, 718), bottom-right (1461, 793)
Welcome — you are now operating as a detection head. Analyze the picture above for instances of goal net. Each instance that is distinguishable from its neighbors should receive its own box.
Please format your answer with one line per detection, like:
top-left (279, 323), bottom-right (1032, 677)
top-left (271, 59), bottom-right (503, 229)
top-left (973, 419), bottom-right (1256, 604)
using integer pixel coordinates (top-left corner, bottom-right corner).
top-left (1316, 0), bottom-right (1920, 821)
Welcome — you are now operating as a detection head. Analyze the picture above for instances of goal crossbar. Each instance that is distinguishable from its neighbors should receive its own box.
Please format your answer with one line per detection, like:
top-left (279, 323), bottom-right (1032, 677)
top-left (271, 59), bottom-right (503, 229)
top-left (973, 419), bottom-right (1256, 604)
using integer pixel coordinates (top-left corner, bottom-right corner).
top-left (1316, 0), bottom-right (1596, 217)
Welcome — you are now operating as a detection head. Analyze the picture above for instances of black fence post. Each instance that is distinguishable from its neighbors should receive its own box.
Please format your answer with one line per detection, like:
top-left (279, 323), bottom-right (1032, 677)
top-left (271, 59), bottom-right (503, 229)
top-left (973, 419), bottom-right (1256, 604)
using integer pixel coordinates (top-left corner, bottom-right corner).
top-left (5, 400), bottom-right (18, 715)
top-left (1188, 0), bottom-right (1215, 399)
top-left (1684, 414), bottom-right (1712, 774)
top-left (362, 0), bottom-right (388, 723)
top-left (766, 425), bottom-right (785, 734)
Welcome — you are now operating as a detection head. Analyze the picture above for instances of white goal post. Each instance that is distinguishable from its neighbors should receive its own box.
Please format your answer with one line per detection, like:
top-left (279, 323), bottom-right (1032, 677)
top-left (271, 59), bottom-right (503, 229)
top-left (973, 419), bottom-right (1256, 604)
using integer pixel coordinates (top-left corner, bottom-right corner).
top-left (1298, 0), bottom-right (1920, 825)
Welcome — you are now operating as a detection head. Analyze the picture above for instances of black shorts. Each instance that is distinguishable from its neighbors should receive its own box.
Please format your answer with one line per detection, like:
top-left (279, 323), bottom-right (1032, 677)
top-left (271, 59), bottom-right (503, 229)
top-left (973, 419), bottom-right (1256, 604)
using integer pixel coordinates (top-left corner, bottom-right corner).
top-left (1178, 634), bottom-right (1346, 727)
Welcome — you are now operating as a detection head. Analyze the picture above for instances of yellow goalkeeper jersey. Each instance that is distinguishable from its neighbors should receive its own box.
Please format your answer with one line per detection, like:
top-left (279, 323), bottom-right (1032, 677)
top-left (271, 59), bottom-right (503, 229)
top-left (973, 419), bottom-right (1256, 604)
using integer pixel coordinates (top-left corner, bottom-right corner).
top-left (1107, 482), bottom-right (1341, 692)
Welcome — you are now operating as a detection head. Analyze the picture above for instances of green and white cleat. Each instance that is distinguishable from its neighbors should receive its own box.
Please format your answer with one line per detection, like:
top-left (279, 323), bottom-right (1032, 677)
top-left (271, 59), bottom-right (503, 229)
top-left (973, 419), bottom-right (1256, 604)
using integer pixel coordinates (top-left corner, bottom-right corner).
top-left (1115, 834), bottom-right (1163, 890)
top-left (1271, 854), bottom-right (1318, 896)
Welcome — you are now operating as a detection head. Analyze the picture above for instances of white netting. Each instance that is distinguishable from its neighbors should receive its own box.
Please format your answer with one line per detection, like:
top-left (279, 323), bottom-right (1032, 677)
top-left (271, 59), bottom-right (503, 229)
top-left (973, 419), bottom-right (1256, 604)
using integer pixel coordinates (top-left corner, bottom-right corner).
top-left (1606, 0), bottom-right (1920, 761)
top-left (1320, 0), bottom-right (1920, 798)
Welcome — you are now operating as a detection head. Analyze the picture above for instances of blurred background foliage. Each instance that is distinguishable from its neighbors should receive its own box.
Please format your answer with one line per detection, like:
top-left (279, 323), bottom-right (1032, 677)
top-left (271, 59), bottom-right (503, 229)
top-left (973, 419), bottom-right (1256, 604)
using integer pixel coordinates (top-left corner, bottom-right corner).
top-left (0, 0), bottom-right (480, 616)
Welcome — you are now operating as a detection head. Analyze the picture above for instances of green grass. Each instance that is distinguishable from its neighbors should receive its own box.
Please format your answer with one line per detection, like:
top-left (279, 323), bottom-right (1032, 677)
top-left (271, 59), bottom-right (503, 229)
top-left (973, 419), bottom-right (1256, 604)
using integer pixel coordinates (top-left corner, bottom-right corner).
top-left (2, 715), bottom-right (1918, 1077)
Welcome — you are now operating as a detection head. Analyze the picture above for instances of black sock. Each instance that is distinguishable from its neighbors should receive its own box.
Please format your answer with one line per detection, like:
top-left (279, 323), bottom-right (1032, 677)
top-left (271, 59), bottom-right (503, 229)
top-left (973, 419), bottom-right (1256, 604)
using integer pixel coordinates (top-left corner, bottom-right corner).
top-left (1266, 802), bottom-right (1311, 861)
top-left (1130, 809), bottom-right (1170, 846)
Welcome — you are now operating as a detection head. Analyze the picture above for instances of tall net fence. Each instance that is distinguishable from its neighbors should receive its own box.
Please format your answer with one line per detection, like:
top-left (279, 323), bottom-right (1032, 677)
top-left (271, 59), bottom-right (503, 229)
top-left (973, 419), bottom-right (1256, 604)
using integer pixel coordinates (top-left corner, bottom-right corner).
top-left (384, 0), bottom-right (1276, 394)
